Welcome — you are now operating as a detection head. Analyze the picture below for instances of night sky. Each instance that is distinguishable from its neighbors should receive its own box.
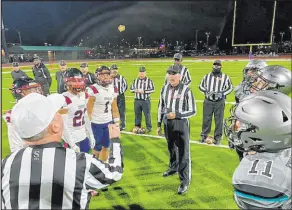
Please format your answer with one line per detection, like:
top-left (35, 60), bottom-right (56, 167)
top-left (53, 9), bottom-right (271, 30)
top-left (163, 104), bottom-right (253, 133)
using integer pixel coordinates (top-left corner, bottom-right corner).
top-left (2, 0), bottom-right (292, 47)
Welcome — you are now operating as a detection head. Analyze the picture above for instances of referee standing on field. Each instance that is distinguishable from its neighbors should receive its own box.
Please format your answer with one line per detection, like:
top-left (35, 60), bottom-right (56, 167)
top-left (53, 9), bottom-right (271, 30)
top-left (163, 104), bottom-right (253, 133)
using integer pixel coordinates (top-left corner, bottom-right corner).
top-left (110, 64), bottom-right (128, 131)
top-left (1, 93), bottom-right (124, 209)
top-left (199, 60), bottom-right (233, 145)
top-left (164, 53), bottom-right (192, 86)
top-left (130, 66), bottom-right (155, 132)
top-left (157, 64), bottom-right (196, 195)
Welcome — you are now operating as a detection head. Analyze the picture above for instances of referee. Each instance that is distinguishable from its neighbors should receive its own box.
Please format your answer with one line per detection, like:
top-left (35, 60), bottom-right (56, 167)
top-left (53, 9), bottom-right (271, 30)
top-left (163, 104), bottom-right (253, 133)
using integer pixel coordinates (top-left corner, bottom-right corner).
top-left (130, 66), bottom-right (155, 132)
top-left (157, 64), bottom-right (196, 195)
top-left (164, 53), bottom-right (192, 86)
top-left (110, 64), bottom-right (128, 131)
top-left (2, 93), bottom-right (124, 209)
top-left (199, 60), bottom-right (233, 145)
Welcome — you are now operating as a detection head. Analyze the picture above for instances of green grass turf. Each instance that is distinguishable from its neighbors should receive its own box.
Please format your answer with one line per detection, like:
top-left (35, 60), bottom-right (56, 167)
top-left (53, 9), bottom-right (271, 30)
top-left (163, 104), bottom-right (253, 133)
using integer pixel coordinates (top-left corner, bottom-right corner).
top-left (1, 59), bottom-right (291, 209)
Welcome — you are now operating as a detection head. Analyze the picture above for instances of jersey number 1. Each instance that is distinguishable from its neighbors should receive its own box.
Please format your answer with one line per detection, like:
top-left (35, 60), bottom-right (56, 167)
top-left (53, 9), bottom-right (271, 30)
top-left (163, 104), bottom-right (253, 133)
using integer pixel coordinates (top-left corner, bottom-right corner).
top-left (104, 101), bottom-right (110, 113)
top-left (248, 159), bottom-right (273, 178)
top-left (73, 108), bottom-right (86, 127)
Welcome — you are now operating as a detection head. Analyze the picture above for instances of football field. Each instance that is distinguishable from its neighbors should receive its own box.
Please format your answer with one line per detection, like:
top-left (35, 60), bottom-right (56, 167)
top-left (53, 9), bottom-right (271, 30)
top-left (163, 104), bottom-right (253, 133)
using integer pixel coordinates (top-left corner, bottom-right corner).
top-left (1, 58), bottom-right (291, 209)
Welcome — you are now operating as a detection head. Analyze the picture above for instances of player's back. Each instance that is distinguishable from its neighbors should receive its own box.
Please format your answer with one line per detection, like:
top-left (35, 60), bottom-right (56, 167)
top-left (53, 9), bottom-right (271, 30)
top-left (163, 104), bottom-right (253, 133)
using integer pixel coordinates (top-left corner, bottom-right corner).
top-left (62, 91), bottom-right (88, 143)
top-left (87, 84), bottom-right (117, 124)
top-left (233, 148), bottom-right (292, 209)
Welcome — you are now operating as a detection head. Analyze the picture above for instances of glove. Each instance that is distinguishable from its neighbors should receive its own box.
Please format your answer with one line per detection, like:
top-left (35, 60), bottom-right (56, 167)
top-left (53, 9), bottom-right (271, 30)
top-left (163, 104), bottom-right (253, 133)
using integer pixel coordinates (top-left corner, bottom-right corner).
top-left (205, 91), bottom-right (214, 98)
top-left (71, 145), bottom-right (80, 153)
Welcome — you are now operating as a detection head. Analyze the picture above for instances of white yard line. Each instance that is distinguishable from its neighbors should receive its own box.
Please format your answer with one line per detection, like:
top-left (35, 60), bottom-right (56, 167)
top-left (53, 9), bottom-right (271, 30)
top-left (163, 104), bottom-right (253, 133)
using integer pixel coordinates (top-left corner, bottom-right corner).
top-left (121, 131), bottom-right (229, 149)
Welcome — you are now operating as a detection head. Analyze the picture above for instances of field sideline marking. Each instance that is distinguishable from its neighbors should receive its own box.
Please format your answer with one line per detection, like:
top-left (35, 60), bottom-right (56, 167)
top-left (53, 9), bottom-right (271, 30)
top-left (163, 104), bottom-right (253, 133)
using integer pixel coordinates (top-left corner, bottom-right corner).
top-left (121, 131), bottom-right (230, 149)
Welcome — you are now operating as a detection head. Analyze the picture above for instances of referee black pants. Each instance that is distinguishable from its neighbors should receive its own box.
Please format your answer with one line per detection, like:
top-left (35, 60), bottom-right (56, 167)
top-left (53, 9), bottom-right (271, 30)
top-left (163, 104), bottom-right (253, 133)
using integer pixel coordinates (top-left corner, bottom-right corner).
top-left (134, 98), bottom-right (152, 131)
top-left (165, 118), bottom-right (191, 185)
top-left (117, 94), bottom-right (126, 129)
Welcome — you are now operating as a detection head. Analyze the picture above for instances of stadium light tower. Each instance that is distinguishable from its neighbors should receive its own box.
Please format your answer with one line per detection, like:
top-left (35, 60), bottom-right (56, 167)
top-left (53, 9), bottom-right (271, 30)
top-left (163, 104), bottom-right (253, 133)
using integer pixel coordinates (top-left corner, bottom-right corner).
top-left (289, 26), bottom-right (292, 43)
top-left (279, 32), bottom-right (285, 43)
top-left (205, 32), bottom-right (210, 47)
top-left (195, 30), bottom-right (199, 52)
top-left (137, 37), bottom-right (142, 48)
top-left (216, 36), bottom-right (220, 48)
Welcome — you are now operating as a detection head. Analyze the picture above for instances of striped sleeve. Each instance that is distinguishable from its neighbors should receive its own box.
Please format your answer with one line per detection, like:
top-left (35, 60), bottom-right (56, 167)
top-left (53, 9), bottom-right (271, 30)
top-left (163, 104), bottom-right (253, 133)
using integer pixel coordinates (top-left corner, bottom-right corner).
top-left (130, 79), bottom-right (136, 93)
top-left (182, 68), bottom-right (192, 86)
top-left (164, 74), bottom-right (168, 85)
top-left (121, 76), bottom-right (128, 93)
top-left (157, 87), bottom-right (165, 127)
top-left (222, 75), bottom-right (233, 96)
top-left (85, 138), bottom-right (123, 190)
top-left (176, 89), bottom-right (196, 119)
top-left (144, 79), bottom-right (155, 94)
top-left (199, 74), bottom-right (208, 93)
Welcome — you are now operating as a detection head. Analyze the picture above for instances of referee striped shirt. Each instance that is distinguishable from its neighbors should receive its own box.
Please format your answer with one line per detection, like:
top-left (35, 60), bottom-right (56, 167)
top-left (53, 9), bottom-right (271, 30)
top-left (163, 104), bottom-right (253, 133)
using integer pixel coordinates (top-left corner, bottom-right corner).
top-left (2, 139), bottom-right (123, 209)
top-left (113, 74), bottom-right (128, 95)
top-left (199, 72), bottom-right (233, 101)
top-left (157, 82), bottom-right (196, 127)
top-left (130, 77), bottom-right (155, 100)
top-left (164, 64), bottom-right (192, 86)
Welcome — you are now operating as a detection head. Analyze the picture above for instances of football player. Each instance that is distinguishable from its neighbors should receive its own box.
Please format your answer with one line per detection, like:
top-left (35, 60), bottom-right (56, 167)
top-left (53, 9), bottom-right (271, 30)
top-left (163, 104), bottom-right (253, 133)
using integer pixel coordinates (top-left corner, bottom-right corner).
top-left (59, 68), bottom-right (95, 153)
top-left (224, 90), bottom-right (291, 209)
top-left (86, 66), bottom-right (120, 162)
top-left (234, 59), bottom-right (268, 103)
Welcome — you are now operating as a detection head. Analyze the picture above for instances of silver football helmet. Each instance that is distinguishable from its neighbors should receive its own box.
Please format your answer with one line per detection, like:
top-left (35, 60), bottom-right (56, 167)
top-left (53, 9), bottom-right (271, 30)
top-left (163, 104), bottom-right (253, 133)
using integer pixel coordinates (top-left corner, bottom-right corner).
top-left (243, 59), bottom-right (268, 83)
top-left (250, 65), bottom-right (292, 95)
top-left (224, 90), bottom-right (291, 152)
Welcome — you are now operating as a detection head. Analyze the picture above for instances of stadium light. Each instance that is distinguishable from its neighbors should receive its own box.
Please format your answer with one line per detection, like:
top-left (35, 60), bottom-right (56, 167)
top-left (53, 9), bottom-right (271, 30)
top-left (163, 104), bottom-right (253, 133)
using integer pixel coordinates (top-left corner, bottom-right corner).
top-left (279, 32), bottom-right (285, 43)
top-left (289, 26), bottom-right (292, 43)
top-left (205, 32), bottom-right (210, 47)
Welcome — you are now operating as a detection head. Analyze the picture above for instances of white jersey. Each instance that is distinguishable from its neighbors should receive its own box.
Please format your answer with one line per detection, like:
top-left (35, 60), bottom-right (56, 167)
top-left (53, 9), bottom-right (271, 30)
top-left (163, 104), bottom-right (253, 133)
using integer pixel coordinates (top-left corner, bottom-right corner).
top-left (2, 110), bottom-right (25, 153)
top-left (62, 91), bottom-right (89, 143)
top-left (86, 84), bottom-right (118, 124)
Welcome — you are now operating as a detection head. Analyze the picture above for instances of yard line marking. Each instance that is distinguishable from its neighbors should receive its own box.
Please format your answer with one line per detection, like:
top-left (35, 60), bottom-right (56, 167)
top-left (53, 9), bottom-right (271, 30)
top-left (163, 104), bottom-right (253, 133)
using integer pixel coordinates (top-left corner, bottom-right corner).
top-left (121, 131), bottom-right (229, 149)
top-left (1, 89), bottom-right (237, 105)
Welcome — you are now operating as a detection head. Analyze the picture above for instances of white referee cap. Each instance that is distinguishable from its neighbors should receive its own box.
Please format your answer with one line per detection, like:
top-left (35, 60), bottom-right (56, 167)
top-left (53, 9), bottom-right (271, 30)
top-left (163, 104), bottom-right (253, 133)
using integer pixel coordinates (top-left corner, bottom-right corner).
top-left (11, 93), bottom-right (65, 139)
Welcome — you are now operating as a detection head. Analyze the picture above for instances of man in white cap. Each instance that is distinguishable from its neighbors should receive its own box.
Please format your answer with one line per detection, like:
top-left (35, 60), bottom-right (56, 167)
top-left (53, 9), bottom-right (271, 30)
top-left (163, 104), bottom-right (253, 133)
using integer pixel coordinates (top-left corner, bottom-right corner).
top-left (2, 93), bottom-right (124, 209)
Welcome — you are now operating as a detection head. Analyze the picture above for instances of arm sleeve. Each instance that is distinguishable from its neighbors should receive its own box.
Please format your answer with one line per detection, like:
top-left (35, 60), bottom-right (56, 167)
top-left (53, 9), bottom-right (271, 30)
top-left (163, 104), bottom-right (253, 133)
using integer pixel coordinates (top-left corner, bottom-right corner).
top-left (157, 87), bottom-right (165, 127)
top-left (175, 89), bottom-right (196, 119)
top-left (43, 67), bottom-right (52, 86)
top-left (130, 80), bottom-right (136, 93)
top-left (84, 110), bottom-right (94, 144)
top-left (144, 79), bottom-right (155, 94)
top-left (61, 113), bottom-right (76, 147)
top-left (183, 68), bottom-right (192, 86)
top-left (85, 138), bottom-right (123, 190)
top-left (121, 77), bottom-right (128, 93)
top-left (222, 76), bottom-right (233, 96)
top-left (199, 75), bottom-right (207, 93)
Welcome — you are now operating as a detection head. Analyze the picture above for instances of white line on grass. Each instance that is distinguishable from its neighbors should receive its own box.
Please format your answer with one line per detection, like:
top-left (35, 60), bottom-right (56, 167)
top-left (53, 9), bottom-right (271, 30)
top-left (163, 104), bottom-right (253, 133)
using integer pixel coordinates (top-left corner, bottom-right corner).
top-left (121, 131), bottom-right (229, 149)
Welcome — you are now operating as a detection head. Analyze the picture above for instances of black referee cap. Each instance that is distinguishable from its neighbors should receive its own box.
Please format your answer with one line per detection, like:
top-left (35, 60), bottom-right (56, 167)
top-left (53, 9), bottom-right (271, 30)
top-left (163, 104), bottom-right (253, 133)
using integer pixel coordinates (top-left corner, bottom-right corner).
top-left (80, 62), bottom-right (88, 68)
top-left (110, 64), bottom-right (118, 70)
top-left (139, 66), bottom-right (146, 72)
top-left (12, 62), bottom-right (19, 67)
top-left (167, 64), bottom-right (180, 74)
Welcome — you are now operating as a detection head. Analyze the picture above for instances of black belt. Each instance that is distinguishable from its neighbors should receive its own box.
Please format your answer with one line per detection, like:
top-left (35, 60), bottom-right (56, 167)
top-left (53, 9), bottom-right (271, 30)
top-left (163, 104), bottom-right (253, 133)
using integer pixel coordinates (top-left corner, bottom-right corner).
top-left (205, 97), bottom-right (224, 102)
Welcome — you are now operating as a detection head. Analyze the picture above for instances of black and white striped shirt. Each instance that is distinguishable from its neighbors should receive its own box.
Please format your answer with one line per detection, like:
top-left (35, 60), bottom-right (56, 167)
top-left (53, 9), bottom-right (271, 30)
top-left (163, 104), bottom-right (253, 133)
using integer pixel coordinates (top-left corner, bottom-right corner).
top-left (199, 72), bottom-right (233, 101)
top-left (164, 64), bottom-right (192, 86)
top-left (1, 139), bottom-right (123, 209)
top-left (157, 82), bottom-right (196, 127)
top-left (130, 77), bottom-right (155, 100)
top-left (113, 75), bottom-right (128, 95)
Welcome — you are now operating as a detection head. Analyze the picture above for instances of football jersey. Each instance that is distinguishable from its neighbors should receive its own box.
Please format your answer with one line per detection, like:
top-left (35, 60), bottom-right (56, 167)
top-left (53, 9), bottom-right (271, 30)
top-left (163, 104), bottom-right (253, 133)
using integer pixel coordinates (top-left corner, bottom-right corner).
top-left (233, 148), bottom-right (292, 209)
top-left (2, 110), bottom-right (24, 152)
top-left (62, 91), bottom-right (89, 143)
top-left (86, 84), bottom-right (118, 124)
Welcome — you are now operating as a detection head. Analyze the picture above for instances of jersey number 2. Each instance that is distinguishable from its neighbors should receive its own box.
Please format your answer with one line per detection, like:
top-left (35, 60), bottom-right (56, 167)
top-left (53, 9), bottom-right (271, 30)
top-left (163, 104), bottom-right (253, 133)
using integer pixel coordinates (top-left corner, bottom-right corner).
top-left (73, 108), bottom-right (86, 127)
top-left (248, 160), bottom-right (273, 178)
top-left (104, 101), bottom-right (110, 113)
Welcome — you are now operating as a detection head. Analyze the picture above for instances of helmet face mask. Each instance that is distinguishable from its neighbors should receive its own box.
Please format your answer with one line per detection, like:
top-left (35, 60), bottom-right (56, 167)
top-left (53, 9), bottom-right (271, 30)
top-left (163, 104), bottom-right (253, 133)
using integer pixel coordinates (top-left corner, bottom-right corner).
top-left (64, 68), bottom-right (86, 95)
top-left (96, 66), bottom-right (112, 87)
